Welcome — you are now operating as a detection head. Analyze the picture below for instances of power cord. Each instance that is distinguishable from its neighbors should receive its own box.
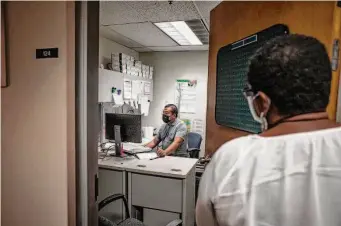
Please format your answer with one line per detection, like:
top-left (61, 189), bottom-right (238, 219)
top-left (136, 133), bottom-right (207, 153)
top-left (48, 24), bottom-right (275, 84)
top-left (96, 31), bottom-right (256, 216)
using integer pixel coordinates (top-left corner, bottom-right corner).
top-left (98, 142), bottom-right (115, 160)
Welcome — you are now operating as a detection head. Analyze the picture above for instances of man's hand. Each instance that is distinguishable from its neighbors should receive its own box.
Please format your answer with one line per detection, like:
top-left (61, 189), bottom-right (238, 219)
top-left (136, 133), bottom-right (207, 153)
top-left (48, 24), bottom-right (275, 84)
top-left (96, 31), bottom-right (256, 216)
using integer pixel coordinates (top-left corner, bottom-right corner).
top-left (156, 148), bottom-right (167, 157)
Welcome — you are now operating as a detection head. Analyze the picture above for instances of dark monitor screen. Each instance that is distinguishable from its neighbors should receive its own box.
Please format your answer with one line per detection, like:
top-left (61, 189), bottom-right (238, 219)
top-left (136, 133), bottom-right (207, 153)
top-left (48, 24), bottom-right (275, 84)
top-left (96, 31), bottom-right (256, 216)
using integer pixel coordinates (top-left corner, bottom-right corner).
top-left (105, 113), bottom-right (142, 143)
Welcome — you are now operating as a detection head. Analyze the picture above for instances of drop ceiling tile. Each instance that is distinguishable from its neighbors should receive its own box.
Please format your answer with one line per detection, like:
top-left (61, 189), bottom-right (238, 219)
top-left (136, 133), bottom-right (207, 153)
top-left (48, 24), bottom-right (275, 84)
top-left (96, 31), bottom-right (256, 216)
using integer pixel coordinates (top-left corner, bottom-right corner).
top-left (125, 1), bottom-right (201, 23)
top-left (100, 26), bottom-right (144, 48)
top-left (100, 1), bottom-right (145, 25)
top-left (193, 1), bottom-right (221, 19)
top-left (148, 45), bottom-right (209, 52)
top-left (100, 1), bottom-right (202, 26)
top-left (204, 17), bottom-right (210, 29)
top-left (193, 1), bottom-right (221, 30)
top-left (109, 22), bottom-right (178, 47)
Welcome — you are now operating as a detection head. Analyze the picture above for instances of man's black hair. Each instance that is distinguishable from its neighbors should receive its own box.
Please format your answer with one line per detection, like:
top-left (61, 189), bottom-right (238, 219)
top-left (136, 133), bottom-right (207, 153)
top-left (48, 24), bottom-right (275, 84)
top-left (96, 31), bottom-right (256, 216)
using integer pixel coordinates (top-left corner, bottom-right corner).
top-left (164, 104), bottom-right (178, 117)
top-left (247, 34), bottom-right (332, 116)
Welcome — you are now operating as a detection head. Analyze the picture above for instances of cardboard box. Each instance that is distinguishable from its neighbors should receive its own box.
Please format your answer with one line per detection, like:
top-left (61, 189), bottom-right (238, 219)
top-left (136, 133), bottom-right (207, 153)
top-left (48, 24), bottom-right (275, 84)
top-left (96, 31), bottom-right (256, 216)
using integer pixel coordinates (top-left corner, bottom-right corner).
top-left (111, 53), bottom-right (130, 61)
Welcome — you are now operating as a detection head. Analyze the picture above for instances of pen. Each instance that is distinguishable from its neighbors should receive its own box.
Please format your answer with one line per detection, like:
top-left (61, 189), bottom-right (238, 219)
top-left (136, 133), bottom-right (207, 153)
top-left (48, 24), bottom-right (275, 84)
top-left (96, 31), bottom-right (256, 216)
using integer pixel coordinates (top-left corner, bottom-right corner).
top-left (150, 156), bottom-right (165, 160)
top-left (150, 156), bottom-right (160, 160)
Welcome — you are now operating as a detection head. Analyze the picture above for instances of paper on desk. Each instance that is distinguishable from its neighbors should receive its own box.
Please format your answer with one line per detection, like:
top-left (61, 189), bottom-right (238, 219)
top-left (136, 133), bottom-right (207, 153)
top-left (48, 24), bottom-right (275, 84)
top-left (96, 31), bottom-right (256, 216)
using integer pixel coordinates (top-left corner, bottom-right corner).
top-left (136, 152), bottom-right (158, 160)
top-left (140, 96), bottom-right (150, 116)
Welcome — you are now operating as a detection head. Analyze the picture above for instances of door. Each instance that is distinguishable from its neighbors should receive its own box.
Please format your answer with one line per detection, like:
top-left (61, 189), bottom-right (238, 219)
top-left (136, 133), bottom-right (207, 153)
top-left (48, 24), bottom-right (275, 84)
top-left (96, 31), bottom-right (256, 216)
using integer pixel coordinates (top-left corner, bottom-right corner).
top-left (206, 1), bottom-right (341, 155)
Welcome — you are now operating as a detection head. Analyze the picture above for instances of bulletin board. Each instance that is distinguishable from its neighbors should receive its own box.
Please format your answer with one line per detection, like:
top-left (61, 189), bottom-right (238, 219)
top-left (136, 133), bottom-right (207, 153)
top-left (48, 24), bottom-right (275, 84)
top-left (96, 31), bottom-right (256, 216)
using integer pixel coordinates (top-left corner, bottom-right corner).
top-left (215, 24), bottom-right (289, 133)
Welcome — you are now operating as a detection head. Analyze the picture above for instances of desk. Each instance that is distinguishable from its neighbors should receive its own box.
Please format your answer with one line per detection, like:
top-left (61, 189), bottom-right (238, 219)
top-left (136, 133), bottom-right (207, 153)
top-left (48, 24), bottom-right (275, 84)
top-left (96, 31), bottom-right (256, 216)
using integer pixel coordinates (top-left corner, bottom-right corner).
top-left (98, 156), bottom-right (197, 226)
top-left (98, 157), bottom-right (135, 223)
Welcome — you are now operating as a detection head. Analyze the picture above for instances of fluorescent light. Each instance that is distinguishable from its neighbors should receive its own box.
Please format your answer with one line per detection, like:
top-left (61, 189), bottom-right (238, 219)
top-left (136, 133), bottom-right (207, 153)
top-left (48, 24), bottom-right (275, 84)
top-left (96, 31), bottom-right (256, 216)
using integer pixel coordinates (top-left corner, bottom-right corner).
top-left (155, 21), bottom-right (203, 46)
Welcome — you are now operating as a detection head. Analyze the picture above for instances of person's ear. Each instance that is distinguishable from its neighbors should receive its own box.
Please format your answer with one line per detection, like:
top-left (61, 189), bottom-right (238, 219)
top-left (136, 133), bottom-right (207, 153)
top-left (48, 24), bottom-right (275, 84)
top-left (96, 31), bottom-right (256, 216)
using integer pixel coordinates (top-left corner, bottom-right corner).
top-left (254, 91), bottom-right (271, 116)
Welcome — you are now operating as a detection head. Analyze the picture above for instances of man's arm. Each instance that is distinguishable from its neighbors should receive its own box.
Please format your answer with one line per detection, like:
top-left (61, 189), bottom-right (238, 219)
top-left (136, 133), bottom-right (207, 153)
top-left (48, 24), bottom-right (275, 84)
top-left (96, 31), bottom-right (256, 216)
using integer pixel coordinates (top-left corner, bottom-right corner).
top-left (145, 136), bottom-right (160, 149)
top-left (161, 137), bottom-right (184, 156)
top-left (145, 126), bottom-right (163, 149)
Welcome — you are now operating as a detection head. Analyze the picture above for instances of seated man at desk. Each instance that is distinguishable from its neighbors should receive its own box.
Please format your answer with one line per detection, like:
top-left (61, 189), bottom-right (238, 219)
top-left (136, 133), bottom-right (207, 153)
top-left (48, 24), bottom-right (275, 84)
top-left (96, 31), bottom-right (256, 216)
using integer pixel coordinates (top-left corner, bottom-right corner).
top-left (146, 104), bottom-right (189, 157)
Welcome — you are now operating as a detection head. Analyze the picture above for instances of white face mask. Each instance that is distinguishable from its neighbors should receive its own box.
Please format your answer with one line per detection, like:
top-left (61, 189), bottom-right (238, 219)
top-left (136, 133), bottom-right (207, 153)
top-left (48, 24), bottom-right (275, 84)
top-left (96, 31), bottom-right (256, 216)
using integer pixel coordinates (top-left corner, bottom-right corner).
top-left (245, 93), bottom-right (270, 131)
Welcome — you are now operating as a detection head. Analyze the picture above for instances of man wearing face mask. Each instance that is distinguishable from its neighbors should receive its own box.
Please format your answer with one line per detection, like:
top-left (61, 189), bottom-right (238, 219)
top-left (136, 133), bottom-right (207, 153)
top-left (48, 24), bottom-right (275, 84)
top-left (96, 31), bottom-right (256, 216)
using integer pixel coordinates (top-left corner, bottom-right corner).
top-left (145, 104), bottom-right (189, 157)
top-left (197, 34), bottom-right (341, 226)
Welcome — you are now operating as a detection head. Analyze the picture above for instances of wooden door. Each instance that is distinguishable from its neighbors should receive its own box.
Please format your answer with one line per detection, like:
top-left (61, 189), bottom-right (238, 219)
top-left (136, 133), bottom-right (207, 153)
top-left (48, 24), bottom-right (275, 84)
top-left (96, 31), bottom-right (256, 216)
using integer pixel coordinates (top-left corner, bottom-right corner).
top-left (206, 1), bottom-right (341, 155)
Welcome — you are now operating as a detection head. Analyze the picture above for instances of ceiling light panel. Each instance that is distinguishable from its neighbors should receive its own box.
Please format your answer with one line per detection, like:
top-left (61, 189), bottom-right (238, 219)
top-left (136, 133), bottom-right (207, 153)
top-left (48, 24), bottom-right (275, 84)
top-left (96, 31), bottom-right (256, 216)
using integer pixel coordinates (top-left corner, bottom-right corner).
top-left (185, 19), bottom-right (209, 45)
top-left (110, 22), bottom-right (177, 47)
top-left (155, 21), bottom-right (203, 46)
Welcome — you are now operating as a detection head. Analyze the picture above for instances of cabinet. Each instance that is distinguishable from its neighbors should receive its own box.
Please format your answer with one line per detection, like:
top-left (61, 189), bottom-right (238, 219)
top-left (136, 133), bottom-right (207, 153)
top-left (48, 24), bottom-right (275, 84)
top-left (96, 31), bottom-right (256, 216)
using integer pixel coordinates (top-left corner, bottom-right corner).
top-left (98, 169), bottom-right (126, 224)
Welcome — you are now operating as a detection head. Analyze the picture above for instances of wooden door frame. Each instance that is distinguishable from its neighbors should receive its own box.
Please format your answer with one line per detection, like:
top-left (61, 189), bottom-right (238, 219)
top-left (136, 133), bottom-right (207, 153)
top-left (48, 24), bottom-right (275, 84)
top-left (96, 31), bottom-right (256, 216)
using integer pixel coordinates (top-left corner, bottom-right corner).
top-left (337, 70), bottom-right (341, 122)
top-left (327, 3), bottom-right (341, 120)
top-left (75, 1), bottom-right (99, 226)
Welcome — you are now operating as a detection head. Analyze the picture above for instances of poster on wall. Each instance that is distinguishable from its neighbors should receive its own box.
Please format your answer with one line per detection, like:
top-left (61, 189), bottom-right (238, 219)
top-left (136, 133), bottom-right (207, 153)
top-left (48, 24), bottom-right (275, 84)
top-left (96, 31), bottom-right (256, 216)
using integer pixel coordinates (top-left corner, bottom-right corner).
top-left (181, 118), bottom-right (192, 132)
top-left (175, 79), bottom-right (197, 114)
top-left (192, 119), bottom-right (204, 136)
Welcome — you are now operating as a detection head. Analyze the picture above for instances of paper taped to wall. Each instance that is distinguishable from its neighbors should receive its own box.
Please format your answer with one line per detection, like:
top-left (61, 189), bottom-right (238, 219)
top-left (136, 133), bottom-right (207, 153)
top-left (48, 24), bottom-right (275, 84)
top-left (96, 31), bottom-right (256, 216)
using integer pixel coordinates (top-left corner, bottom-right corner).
top-left (144, 82), bottom-right (152, 95)
top-left (123, 79), bottom-right (132, 99)
top-left (140, 96), bottom-right (150, 116)
top-left (192, 119), bottom-right (204, 136)
top-left (175, 79), bottom-right (197, 114)
top-left (132, 80), bottom-right (144, 100)
top-left (112, 93), bottom-right (124, 105)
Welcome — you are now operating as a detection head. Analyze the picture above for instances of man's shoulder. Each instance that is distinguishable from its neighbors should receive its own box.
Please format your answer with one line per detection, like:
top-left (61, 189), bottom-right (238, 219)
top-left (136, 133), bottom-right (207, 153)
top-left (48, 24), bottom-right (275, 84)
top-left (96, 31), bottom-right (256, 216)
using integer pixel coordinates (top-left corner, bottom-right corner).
top-left (176, 119), bottom-right (187, 129)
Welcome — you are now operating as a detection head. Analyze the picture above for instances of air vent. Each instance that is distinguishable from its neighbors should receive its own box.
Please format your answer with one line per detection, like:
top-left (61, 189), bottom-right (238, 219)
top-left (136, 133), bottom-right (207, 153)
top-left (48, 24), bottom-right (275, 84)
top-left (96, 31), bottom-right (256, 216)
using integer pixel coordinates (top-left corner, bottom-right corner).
top-left (185, 19), bottom-right (209, 45)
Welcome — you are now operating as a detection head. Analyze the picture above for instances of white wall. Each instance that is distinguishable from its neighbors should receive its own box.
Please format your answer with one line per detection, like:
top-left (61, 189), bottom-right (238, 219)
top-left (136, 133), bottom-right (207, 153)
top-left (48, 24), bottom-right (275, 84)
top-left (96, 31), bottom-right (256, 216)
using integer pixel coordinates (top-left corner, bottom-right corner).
top-left (99, 36), bottom-right (139, 66)
top-left (140, 51), bottom-right (209, 155)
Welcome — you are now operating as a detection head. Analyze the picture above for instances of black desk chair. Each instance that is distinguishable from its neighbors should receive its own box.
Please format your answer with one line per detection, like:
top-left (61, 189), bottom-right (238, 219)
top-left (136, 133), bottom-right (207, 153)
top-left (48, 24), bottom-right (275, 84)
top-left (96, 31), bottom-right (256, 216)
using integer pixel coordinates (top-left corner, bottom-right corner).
top-left (98, 194), bottom-right (182, 226)
top-left (187, 132), bottom-right (202, 159)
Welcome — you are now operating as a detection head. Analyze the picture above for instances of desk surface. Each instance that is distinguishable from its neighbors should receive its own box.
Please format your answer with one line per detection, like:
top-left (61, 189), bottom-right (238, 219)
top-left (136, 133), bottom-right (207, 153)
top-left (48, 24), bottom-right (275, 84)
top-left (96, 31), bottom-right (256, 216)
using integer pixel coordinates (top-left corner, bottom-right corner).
top-left (99, 156), bottom-right (197, 179)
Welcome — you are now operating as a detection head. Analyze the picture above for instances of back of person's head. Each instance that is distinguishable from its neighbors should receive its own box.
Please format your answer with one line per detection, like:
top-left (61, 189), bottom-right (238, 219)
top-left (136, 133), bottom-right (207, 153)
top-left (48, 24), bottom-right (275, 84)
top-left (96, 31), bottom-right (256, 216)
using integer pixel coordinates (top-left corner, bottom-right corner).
top-left (247, 34), bottom-right (332, 116)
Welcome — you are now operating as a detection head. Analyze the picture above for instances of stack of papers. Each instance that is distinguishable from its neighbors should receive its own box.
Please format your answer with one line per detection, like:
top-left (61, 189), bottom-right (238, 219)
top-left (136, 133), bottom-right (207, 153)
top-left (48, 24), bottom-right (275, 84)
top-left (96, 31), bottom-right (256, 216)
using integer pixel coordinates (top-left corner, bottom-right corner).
top-left (135, 152), bottom-right (158, 160)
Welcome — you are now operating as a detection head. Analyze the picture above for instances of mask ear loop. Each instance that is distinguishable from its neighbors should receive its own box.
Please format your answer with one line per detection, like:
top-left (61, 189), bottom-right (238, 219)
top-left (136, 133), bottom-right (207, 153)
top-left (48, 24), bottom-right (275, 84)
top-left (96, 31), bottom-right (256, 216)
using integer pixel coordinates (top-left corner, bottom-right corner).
top-left (245, 94), bottom-right (262, 124)
top-left (260, 112), bottom-right (268, 131)
top-left (254, 93), bottom-right (271, 131)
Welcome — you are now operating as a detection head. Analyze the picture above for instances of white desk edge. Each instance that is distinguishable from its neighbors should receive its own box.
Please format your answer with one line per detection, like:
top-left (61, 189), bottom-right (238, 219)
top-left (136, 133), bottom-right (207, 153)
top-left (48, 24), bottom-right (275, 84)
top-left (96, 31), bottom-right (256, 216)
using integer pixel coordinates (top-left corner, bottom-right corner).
top-left (98, 156), bottom-right (198, 179)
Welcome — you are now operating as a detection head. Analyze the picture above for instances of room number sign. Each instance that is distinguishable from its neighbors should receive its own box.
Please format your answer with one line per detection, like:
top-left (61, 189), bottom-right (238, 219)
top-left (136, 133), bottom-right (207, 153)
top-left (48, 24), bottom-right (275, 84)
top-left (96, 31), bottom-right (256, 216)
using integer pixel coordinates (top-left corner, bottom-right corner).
top-left (36, 48), bottom-right (59, 59)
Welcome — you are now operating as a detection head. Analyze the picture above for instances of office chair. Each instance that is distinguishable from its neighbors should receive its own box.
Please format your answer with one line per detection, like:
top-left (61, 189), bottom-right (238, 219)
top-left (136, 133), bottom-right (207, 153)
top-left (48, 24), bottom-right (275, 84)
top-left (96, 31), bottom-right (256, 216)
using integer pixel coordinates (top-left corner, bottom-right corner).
top-left (98, 194), bottom-right (182, 226)
top-left (187, 132), bottom-right (202, 158)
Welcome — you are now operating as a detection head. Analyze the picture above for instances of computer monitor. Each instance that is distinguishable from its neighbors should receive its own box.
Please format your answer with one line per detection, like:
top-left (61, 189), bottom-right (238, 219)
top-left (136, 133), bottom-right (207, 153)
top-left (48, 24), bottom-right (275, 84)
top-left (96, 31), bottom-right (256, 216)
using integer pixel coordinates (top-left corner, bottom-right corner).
top-left (105, 113), bottom-right (142, 143)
